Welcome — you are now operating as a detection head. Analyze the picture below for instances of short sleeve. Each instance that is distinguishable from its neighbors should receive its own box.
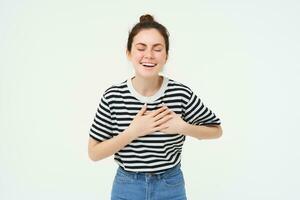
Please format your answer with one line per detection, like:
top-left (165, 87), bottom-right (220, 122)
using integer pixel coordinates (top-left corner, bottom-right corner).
top-left (182, 91), bottom-right (221, 126)
top-left (89, 95), bottom-right (114, 142)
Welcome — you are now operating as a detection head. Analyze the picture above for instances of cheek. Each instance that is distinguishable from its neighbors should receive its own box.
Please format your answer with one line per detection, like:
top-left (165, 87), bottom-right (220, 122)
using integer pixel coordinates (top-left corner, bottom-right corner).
top-left (157, 53), bottom-right (167, 62)
top-left (132, 53), bottom-right (143, 61)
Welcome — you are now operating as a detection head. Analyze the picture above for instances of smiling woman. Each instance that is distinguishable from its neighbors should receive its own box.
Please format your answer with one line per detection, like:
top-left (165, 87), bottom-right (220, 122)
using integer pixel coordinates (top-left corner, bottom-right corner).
top-left (127, 28), bottom-right (168, 79)
top-left (88, 14), bottom-right (222, 200)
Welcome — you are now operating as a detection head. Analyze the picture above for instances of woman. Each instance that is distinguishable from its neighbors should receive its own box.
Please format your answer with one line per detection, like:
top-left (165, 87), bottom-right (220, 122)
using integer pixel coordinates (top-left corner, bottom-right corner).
top-left (88, 14), bottom-right (222, 200)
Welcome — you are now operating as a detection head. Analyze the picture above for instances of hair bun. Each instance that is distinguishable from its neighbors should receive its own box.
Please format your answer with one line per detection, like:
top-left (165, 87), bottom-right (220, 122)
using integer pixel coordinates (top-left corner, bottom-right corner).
top-left (139, 14), bottom-right (154, 23)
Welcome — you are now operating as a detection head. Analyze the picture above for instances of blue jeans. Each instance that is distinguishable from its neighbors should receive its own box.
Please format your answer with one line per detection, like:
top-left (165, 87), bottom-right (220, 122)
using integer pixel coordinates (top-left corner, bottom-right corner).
top-left (111, 164), bottom-right (187, 200)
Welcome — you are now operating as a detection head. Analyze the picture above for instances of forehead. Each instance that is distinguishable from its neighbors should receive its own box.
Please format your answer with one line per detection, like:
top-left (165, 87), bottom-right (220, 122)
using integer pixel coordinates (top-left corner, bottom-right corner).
top-left (133, 28), bottom-right (165, 46)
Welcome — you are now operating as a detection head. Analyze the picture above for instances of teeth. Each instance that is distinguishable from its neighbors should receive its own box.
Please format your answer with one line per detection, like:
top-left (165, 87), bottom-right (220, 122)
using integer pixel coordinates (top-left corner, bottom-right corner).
top-left (141, 63), bottom-right (156, 67)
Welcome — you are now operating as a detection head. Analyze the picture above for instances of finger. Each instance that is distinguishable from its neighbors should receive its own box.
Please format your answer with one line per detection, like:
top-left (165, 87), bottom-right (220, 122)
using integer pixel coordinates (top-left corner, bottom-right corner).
top-left (152, 124), bottom-right (169, 132)
top-left (154, 108), bottom-right (171, 121)
top-left (143, 111), bottom-right (150, 115)
top-left (137, 103), bottom-right (147, 116)
top-left (149, 106), bottom-right (167, 117)
top-left (153, 114), bottom-right (172, 127)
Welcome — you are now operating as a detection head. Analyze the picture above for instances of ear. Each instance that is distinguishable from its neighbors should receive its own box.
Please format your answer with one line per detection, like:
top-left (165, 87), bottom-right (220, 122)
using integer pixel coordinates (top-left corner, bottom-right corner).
top-left (126, 50), bottom-right (131, 61)
top-left (164, 54), bottom-right (168, 63)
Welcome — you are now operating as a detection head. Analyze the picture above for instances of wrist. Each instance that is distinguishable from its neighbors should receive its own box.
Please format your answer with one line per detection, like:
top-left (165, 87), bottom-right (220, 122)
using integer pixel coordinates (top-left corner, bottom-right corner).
top-left (124, 128), bottom-right (137, 141)
top-left (180, 121), bottom-right (189, 134)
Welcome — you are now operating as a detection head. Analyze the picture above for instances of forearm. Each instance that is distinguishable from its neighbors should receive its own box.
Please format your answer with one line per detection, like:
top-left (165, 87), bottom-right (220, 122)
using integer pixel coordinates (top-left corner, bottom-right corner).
top-left (181, 122), bottom-right (222, 140)
top-left (89, 129), bottom-right (136, 161)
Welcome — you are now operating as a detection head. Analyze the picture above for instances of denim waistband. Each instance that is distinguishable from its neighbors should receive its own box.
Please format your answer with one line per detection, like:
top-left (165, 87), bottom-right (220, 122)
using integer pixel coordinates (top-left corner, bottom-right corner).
top-left (117, 163), bottom-right (182, 181)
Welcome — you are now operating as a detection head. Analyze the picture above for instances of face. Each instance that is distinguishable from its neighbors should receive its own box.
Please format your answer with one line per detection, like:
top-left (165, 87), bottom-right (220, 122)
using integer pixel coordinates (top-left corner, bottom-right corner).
top-left (127, 28), bottom-right (168, 79)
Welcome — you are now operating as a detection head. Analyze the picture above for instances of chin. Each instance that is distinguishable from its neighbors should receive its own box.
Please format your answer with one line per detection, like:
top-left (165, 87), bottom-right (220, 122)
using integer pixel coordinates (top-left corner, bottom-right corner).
top-left (136, 72), bottom-right (160, 79)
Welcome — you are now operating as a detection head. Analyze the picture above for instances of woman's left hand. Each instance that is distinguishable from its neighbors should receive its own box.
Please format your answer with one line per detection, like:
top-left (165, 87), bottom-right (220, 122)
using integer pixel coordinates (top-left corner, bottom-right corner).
top-left (160, 108), bottom-right (187, 134)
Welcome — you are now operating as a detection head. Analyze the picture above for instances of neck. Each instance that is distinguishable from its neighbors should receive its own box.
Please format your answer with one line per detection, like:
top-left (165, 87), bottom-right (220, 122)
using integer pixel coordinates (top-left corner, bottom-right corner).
top-left (131, 75), bottom-right (163, 97)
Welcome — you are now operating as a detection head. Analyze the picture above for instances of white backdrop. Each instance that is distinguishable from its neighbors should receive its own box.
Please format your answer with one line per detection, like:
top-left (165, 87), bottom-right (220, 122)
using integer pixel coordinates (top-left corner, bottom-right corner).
top-left (1, 0), bottom-right (299, 199)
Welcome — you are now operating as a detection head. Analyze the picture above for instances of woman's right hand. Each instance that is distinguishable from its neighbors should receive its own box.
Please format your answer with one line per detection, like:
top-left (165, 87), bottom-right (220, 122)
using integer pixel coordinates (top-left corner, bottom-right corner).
top-left (126, 104), bottom-right (172, 139)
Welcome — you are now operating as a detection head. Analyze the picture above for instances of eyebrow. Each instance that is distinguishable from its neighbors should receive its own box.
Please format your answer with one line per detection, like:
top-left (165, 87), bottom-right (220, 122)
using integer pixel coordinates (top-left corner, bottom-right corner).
top-left (135, 43), bottom-right (164, 47)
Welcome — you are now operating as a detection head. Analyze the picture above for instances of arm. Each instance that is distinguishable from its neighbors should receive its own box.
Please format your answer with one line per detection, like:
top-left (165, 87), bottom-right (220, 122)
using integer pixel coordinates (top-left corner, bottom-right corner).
top-left (162, 109), bottom-right (223, 140)
top-left (88, 129), bottom-right (135, 161)
top-left (176, 90), bottom-right (222, 140)
top-left (180, 123), bottom-right (222, 140)
top-left (88, 105), bottom-right (172, 161)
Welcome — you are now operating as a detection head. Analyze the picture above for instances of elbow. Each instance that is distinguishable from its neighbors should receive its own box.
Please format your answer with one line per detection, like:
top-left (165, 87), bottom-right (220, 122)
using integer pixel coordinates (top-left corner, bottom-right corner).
top-left (88, 152), bottom-right (97, 161)
top-left (196, 125), bottom-right (223, 140)
top-left (89, 155), bottom-right (98, 162)
top-left (88, 149), bottom-right (102, 162)
top-left (207, 125), bottom-right (222, 139)
top-left (88, 138), bottom-right (105, 161)
top-left (215, 125), bottom-right (223, 138)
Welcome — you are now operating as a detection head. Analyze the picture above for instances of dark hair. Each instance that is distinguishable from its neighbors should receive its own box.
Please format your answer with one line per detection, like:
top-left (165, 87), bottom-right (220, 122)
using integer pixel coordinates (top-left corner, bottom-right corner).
top-left (127, 14), bottom-right (170, 55)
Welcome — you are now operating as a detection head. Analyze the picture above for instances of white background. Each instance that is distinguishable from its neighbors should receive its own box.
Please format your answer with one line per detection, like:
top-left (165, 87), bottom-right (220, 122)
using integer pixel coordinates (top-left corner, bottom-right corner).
top-left (1, 0), bottom-right (299, 199)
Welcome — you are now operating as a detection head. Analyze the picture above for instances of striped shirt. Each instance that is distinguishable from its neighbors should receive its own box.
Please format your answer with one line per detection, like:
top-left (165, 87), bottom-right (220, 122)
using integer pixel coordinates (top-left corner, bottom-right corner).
top-left (89, 76), bottom-right (221, 173)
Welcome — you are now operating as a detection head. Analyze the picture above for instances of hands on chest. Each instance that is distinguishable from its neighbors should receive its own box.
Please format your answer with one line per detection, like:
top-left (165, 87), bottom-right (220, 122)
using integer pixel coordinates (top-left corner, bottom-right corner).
top-left (127, 104), bottom-right (187, 139)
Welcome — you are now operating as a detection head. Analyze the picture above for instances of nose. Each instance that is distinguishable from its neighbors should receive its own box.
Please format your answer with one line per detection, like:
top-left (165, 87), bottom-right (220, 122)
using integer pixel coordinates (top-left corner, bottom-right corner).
top-left (144, 49), bottom-right (154, 59)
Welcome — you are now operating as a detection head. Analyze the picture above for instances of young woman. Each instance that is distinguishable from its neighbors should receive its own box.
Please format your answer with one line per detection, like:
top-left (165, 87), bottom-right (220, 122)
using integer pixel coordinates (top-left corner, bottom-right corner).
top-left (88, 14), bottom-right (222, 200)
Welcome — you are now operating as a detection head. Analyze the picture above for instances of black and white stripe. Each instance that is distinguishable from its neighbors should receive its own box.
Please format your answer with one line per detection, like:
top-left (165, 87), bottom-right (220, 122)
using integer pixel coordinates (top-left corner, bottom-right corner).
top-left (89, 76), bottom-right (221, 173)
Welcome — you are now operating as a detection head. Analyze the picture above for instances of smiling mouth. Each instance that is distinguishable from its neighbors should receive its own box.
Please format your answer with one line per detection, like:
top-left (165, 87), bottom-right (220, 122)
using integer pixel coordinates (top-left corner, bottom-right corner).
top-left (140, 63), bottom-right (157, 68)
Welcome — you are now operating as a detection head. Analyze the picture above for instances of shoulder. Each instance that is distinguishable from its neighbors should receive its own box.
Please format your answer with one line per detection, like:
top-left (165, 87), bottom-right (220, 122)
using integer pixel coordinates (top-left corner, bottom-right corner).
top-left (166, 77), bottom-right (193, 96)
top-left (102, 79), bottom-right (128, 99)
